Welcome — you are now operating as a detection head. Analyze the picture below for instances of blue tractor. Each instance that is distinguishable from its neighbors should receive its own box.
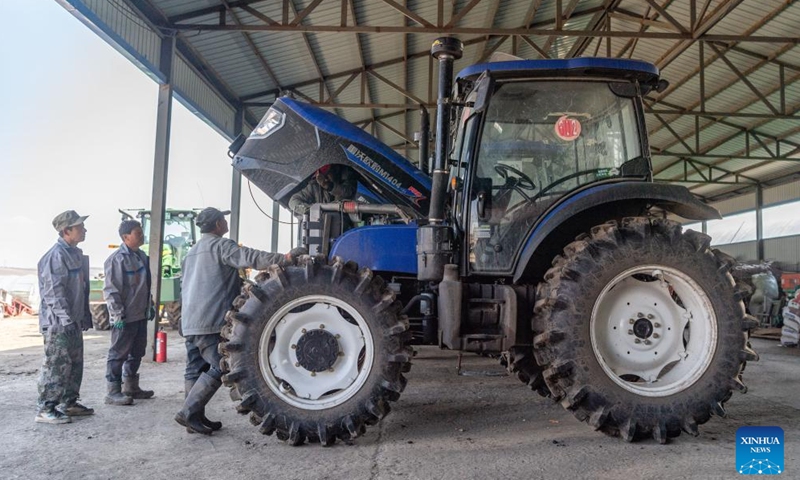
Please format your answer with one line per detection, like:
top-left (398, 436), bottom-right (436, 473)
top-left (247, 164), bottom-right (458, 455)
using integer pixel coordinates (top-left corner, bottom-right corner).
top-left (224, 38), bottom-right (757, 446)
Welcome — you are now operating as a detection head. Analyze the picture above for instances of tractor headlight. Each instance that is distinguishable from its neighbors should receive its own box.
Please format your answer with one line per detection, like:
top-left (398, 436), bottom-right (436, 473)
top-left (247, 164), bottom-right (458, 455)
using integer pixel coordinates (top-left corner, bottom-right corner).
top-left (251, 108), bottom-right (285, 138)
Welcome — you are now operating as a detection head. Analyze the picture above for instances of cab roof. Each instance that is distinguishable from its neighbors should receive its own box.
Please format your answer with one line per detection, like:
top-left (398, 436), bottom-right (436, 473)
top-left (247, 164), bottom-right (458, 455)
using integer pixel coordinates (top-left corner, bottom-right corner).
top-left (457, 58), bottom-right (660, 84)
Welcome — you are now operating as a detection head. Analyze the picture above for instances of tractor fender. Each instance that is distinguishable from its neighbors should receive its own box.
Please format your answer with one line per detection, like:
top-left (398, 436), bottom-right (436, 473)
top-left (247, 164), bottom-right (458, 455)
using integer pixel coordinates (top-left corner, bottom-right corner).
top-left (513, 182), bottom-right (720, 283)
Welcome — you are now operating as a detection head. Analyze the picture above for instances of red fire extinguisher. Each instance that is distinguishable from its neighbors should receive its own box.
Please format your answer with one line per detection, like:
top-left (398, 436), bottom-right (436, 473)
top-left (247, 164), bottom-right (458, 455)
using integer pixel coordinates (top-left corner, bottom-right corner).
top-left (156, 328), bottom-right (167, 363)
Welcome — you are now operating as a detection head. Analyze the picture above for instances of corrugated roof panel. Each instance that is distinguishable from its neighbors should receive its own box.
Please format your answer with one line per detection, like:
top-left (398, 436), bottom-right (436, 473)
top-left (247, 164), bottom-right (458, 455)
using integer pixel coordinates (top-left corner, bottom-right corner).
top-left (173, 55), bottom-right (236, 138)
top-left (369, 63), bottom-right (406, 106)
top-left (192, 32), bottom-right (277, 97)
top-left (706, 0), bottom-right (798, 37)
top-left (156, 0), bottom-right (218, 18)
top-left (407, 55), bottom-right (434, 105)
top-left (84, 0), bottom-right (161, 70)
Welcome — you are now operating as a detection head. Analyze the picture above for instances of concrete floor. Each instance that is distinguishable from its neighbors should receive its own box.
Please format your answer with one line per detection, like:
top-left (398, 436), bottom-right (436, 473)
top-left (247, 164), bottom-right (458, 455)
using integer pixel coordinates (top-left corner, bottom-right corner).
top-left (0, 315), bottom-right (798, 480)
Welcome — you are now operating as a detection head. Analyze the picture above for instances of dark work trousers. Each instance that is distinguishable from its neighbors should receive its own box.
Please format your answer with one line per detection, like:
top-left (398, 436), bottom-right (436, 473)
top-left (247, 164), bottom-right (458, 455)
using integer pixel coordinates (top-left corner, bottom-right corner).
top-left (184, 334), bottom-right (223, 381)
top-left (38, 331), bottom-right (84, 408)
top-left (105, 319), bottom-right (148, 382)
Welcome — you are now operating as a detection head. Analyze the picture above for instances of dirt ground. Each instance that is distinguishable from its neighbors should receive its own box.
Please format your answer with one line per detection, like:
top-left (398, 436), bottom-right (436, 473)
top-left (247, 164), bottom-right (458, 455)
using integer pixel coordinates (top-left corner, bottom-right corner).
top-left (0, 315), bottom-right (798, 480)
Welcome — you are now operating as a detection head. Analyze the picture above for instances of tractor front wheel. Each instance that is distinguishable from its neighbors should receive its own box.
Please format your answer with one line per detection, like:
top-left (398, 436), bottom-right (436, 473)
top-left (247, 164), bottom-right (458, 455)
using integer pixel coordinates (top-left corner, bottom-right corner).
top-left (219, 256), bottom-right (412, 446)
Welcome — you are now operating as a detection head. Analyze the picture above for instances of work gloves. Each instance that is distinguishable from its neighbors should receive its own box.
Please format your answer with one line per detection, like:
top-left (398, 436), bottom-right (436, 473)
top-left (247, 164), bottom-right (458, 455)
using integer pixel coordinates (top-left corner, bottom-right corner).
top-left (146, 304), bottom-right (157, 321)
top-left (112, 319), bottom-right (125, 330)
top-left (285, 247), bottom-right (309, 265)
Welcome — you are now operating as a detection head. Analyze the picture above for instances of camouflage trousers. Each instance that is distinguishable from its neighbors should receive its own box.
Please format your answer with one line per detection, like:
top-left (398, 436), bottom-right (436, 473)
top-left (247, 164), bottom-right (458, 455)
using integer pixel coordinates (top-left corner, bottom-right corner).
top-left (37, 331), bottom-right (84, 408)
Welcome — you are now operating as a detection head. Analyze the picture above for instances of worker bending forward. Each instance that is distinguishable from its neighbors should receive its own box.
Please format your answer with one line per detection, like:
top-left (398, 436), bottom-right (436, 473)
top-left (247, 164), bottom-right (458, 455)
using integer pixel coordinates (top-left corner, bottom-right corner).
top-left (176, 207), bottom-right (301, 435)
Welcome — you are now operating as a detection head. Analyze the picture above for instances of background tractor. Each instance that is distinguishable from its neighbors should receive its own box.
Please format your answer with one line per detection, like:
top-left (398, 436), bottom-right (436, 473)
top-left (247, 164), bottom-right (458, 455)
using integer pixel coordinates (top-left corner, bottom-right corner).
top-left (223, 37), bottom-right (756, 446)
top-left (89, 208), bottom-right (200, 330)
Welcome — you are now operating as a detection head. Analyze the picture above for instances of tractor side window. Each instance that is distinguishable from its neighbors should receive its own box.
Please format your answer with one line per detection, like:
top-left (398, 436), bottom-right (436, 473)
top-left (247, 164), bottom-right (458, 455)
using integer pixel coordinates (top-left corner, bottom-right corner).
top-left (452, 111), bottom-right (479, 230)
top-left (468, 80), bottom-right (643, 273)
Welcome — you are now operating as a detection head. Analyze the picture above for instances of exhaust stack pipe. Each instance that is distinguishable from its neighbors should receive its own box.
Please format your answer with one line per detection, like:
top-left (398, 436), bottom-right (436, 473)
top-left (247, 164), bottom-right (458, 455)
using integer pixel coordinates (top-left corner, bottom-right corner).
top-left (428, 37), bottom-right (463, 223)
top-left (417, 37), bottom-right (463, 283)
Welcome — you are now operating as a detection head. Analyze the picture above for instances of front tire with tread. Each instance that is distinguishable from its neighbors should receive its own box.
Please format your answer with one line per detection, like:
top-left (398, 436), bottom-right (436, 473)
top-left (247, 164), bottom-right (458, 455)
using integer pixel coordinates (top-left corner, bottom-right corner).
top-left (219, 255), bottom-right (412, 446)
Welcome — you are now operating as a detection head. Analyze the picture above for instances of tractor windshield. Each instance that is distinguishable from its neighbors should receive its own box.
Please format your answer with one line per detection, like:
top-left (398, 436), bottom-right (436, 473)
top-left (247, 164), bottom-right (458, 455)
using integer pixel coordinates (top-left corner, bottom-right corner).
top-left (468, 80), bottom-right (644, 273)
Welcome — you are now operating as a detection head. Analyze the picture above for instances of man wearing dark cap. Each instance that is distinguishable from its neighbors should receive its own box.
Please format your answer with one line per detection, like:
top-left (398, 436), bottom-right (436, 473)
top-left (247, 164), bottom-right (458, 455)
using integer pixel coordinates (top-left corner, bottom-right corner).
top-left (102, 219), bottom-right (156, 407)
top-left (288, 164), bottom-right (356, 216)
top-left (175, 207), bottom-right (304, 434)
top-left (35, 210), bottom-right (94, 424)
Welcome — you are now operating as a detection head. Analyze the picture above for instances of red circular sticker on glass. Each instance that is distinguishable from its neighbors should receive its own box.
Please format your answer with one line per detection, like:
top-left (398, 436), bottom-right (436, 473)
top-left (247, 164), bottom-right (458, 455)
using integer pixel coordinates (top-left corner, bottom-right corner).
top-left (555, 116), bottom-right (582, 141)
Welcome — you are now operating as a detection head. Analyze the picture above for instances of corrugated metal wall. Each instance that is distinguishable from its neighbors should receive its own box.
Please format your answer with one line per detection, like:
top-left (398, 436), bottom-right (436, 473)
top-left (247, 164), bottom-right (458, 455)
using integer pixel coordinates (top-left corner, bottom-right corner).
top-left (709, 192), bottom-right (757, 216)
top-left (173, 56), bottom-right (236, 140)
top-left (715, 241), bottom-right (758, 262)
top-left (764, 182), bottom-right (800, 207)
top-left (765, 236), bottom-right (800, 271)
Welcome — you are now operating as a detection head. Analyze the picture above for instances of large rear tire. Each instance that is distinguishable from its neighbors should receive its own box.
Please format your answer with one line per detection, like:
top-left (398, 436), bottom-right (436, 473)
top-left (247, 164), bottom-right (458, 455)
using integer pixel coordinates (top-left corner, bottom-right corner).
top-left (219, 256), bottom-right (412, 446)
top-left (533, 218), bottom-right (757, 443)
top-left (90, 303), bottom-right (110, 331)
top-left (163, 301), bottom-right (182, 331)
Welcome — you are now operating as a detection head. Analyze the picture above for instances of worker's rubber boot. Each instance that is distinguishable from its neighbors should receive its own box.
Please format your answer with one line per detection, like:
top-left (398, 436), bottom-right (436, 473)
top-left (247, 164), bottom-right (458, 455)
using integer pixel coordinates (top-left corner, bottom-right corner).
top-left (104, 381), bottom-right (134, 406)
top-left (184, 379), bottom-right (222, 433)
top-left (122, 374), bottom-right (154, 399)
top-left (175, 373), bottom-right (221, 435)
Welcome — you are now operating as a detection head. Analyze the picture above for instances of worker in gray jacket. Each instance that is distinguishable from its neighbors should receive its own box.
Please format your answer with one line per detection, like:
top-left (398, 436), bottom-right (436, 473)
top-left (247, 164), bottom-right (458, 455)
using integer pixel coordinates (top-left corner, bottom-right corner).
top-left (175, 207), bottom-right (304, 435)
top-left (35, 210), bottom-right (94, 424)
top-left (102, 220), bottom-right (156, 406)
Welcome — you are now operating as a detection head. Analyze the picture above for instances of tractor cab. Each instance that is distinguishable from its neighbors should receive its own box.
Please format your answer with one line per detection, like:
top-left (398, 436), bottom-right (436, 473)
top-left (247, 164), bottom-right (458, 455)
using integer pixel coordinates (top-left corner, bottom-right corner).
top-left (449, 59), bottom-right (664, 275)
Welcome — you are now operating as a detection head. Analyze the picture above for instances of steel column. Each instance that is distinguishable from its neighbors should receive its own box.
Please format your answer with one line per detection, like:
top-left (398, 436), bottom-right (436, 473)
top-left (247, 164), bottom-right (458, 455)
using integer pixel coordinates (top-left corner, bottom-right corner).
top-left (148, 35), bottom-right (175, 360)
top-left (756, 185), bottom-right (764, 261)
top-left (229, 106), bottom-right (244, 242)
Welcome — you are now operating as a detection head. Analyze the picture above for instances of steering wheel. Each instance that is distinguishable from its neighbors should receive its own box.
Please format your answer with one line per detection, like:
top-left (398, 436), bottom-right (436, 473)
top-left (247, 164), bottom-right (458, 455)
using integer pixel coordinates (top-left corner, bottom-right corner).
top-left (494, 164), bottom-right (536, 190)
top-left (494, 163), bottom-right (536, 202)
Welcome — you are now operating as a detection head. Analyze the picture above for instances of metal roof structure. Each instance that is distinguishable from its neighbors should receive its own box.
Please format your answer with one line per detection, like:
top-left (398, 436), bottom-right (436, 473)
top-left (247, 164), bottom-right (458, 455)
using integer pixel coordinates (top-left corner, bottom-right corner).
top-left (59, 0), bottom-right (799, 204)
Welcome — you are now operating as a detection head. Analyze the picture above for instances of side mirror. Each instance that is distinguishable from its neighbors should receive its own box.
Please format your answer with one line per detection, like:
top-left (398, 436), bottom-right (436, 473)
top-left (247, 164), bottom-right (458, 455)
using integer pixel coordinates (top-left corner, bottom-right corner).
top-left (655, 79), bottom-right (669, 93)
top-left (472, 71), bottom-right (495, 113)
top-left (228, 133), bottom-right (246, 158)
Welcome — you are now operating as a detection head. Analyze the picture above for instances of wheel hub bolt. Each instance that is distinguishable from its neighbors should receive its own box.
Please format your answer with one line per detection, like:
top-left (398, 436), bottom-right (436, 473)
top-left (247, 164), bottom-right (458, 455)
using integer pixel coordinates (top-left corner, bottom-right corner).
top-left (301, 328), bottom-right (307, 334)
top-left (653, 333), bottom-right (660, 339)
top-left (320, 324), bottom-right (325, 329)
top-left (291, 344), bottom-right (297, 349)
top-left (628, 329), bottom-right (634, 335)
top-left (329, 368), bottom-right (334, 372)
top-left (637, 312), bottom-right (644, 318)
top-left (635, 338), bottom-right (641, 344)
top-left (629, 318), bottom-right (635, 324)
top-left (647, 314), bottom-right (654, 319)
top-left (654, 322), bottom-right (661, 328)
top-left (644, 339), bottom-right (652, 345)
top-left (311, 371), bottom-right (316, 377)
top-left (295, 362), bottom-right (300, 367)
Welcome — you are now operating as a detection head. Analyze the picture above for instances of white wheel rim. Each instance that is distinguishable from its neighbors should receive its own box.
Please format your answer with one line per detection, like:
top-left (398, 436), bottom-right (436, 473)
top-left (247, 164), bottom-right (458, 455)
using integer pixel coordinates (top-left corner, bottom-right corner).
top-left (590, 265), bottom-right (718, 397)
top-left (258, 295), bottom-right (374, 410)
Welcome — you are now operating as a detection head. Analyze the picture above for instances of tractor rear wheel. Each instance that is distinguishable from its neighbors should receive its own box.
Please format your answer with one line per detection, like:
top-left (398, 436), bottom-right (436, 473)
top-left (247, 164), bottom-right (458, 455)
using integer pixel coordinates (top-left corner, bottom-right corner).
top-left (163, 301), bottom-right (182, 330)
top-left (533, 218), bottom-right (757, 443)
top-left (90, 303), bottom-right (110, 331)
top-left (219, 256), bottom-right (412, 446)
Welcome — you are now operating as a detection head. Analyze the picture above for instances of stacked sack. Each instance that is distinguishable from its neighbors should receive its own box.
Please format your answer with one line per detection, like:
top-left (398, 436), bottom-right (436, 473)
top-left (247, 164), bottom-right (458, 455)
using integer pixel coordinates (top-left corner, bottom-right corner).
top-left (781, 294), bottom-right (800, 347)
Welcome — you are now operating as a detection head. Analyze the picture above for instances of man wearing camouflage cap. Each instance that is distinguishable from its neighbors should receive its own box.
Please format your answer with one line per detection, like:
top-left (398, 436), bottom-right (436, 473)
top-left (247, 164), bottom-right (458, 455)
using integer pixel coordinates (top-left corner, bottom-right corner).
top-left (35, 210), bottom-right (94, 424)
top-left (175, 207), bottom-right (306, 435)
